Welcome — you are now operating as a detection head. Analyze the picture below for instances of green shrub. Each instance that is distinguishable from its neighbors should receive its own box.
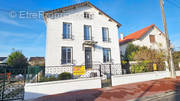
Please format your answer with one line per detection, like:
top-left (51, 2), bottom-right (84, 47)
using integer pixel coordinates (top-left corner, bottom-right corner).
top-left (58, 72), bottom-right (72, 80)
top-left (48, 75), bottom-right (57, 81)
top-left (131, 62), bottom-right (149, 73)
top-left (39, 75), bottom-right (57, 82)
top-left (39, 76), bottom-right (49, 82)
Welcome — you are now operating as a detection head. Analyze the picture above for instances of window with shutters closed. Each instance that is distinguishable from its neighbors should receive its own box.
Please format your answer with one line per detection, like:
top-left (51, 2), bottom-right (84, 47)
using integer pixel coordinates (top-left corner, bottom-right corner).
top-left (149, 35), bottom-right (155, 43)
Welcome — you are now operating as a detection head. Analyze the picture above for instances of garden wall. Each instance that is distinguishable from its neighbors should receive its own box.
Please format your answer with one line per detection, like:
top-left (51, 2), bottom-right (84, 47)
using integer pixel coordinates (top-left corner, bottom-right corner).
top-left (112, 71), bottom-right (170, 86)
top-left (24, 77), bottom-right (101, 100)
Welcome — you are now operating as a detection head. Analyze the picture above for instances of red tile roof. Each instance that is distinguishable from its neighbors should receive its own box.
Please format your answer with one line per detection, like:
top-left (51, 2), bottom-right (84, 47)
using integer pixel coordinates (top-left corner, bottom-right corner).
top-left (119, 24), bottom-right (158, 45)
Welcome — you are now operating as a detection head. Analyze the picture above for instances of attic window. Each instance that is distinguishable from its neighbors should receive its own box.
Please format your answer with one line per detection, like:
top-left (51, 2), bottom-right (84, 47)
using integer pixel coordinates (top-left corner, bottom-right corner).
top-left (84, 12), bottom-right (93, 19)
top-left (149, 35), bottom-right (155, 43)
top-left (99, 12), bottom-right (102, 15)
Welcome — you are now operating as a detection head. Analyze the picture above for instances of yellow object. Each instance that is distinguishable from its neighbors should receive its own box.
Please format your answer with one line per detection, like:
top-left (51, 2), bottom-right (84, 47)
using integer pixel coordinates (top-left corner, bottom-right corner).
top-left (73, 66), bottom-right (85, 75)
top-left (153, 64), bottom-right (157, 71)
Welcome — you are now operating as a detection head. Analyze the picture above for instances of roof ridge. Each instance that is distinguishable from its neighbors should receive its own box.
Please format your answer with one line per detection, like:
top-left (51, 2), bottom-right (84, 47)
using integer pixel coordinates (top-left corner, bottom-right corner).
top-left (43, 1), bottom-right (121, 27)
top-left (119, 24), bottom-right (155, 44)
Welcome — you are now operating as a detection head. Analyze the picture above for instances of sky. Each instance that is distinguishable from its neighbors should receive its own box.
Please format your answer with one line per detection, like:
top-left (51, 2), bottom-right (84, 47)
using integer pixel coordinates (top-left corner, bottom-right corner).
top-left (0, 0), bottom-right (180, 58)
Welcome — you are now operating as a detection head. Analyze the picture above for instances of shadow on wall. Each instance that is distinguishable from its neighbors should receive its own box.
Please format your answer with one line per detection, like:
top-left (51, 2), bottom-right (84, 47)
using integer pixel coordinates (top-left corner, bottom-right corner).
top-left (32, 89), bottom-right (102, 101)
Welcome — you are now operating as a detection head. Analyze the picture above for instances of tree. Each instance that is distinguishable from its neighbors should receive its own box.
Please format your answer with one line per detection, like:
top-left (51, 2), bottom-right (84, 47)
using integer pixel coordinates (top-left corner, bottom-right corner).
top-left (7, 50), bottom-right (28, 69)
top-left (125, 43), bottom-right (140, 61)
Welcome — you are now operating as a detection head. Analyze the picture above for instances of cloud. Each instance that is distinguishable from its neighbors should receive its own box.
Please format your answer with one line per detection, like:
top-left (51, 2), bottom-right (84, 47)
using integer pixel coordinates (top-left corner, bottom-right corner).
top-left (0, 31), bottom-right (39, 39)
top-left (0, 14), bottom-right (26, 27)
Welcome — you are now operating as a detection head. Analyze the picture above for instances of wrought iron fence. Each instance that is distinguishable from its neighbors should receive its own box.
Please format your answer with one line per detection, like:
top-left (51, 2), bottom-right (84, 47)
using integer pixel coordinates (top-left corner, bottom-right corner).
top-left (30, 64), bottom-right (122, 88)
top-left (26, 66), bottom-right (45, 83)
top-left (0, 66), bottom-right (26, 101)
top-left (122, 61), bottom-right (166, 74)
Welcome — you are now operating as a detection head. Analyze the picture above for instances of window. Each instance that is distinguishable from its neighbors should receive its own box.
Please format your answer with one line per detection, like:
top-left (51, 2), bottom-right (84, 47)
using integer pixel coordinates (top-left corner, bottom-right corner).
top-left (149, 35), bottom-right (155, 43)
top-left (63, 22), bottom-right (72, 39)
top-left (84, 25), bottom-right (92, 40)
top-left (102, 27), bottom-right (109, 41)
top-left (61, 47), bottom-right (72, 64)
top-left (84, 12), bottom-right (93, 19)
top-left (103, 48), bottom-right (111, 63)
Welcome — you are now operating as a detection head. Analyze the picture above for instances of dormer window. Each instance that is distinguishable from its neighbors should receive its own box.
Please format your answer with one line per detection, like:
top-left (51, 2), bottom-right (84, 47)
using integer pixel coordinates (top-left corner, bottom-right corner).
top-left (84, 12), bottom-right (93, 19)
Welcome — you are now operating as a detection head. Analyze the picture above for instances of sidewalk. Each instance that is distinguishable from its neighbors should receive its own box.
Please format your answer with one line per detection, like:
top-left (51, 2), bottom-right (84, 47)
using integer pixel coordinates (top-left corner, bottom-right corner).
top-left (33, 76), bottom-right (180, 101)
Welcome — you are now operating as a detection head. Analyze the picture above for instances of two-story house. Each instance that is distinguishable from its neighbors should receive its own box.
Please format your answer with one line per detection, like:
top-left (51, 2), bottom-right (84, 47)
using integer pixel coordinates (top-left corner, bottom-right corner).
top-left (119, 24), bottom-right (168, 56)
top-left (44, 1), bottom-right (122, 75)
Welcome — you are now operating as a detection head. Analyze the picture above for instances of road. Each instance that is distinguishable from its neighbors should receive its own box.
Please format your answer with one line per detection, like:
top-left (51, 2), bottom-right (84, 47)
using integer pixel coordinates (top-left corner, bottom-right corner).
top-left (152, 93), bottom-right (180, 101)
top-left (136, 91), bottom-right (180, 101)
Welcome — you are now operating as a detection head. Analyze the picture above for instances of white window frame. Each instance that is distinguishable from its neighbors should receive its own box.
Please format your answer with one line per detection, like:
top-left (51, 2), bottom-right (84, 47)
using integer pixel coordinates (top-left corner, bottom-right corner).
top-left (103, 48), bottom-right (111, 63)
top-left (63, 22), bottom-right (72, 39)
top-left (102, 27), bottom-right (109, 42)
top-left (61, 47), bottom-right (73, 64)
top-left (84, 25), bottom-right (92, 40)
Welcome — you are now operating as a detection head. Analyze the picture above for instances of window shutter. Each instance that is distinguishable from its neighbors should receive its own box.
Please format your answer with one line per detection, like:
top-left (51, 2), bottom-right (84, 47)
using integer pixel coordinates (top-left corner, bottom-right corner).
top-left (149, 35), bottom-right (155, 43)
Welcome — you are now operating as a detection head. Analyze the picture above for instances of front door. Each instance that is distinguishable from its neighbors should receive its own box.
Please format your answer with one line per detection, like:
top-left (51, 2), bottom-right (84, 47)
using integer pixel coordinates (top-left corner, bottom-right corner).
top-left (85, 47), bottom-right (92, 69)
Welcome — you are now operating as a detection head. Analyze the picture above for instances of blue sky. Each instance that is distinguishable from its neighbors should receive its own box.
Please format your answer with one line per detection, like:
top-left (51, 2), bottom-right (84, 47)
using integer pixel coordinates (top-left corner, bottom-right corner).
top-left (0, 0), bottom-right (179, 58)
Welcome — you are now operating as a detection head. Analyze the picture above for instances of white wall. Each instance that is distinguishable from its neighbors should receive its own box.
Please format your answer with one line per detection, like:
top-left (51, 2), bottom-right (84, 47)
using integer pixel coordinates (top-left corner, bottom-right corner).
top-left (24, 77), bottom-right (101, 100)
top-left (176, 71), bottom-right (180, 76)
top-left (45, 6), bottom-right (120, 65)
top-left (45, 6), bottom-right (121, 72)
top-left (112, 71), bottom-right (170, 86)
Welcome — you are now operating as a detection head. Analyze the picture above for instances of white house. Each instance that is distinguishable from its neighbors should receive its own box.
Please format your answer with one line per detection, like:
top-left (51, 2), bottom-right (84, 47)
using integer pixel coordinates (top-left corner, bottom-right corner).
top-left (119, 24), bottom-right (168, 56)
top-left (44, 1), bottom-right (122, 75)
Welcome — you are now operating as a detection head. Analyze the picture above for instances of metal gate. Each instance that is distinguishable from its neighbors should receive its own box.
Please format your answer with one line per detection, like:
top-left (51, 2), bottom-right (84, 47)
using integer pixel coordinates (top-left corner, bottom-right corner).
top-left (0, 67), bottom-right (26, 101)
top-left (100, 64), bottom-right (112, 88)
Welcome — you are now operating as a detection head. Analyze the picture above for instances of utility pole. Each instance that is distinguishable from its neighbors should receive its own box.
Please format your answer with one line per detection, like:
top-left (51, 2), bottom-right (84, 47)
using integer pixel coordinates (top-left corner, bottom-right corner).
top-left (160, 0), bottom-right (176, 78)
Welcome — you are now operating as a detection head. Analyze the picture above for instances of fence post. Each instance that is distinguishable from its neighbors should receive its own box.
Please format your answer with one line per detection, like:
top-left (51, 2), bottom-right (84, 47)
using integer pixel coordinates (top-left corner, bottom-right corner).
top-left (109, 64), bottom-right (112, 76)
top-left (109, 64), bottom-right (112, 87)
top-left (99, 64), bottom-right (101, 77)
top-left (2, 68), bottom-right (6, 100)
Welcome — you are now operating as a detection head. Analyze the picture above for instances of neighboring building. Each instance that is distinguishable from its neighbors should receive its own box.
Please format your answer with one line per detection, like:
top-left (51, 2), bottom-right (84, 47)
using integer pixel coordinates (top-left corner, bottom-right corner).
top-left (44, 1), bottom-right (122, 75)
top-left (119, 24), bottom-right (168, 56)
top-left (0, 57), bottom-right (7, 64)
top-left (29, 57), bottom-right (45, 66)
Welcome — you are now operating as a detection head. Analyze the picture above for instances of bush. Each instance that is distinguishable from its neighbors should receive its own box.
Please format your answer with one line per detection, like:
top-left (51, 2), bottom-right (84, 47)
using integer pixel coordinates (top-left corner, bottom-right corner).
top-left (39, 76), bottom-right (49, 82)
top-left (39, 75), bottom-right (57, 82)
top-left (125, 43), bottom-right (140, 61)
top-left (48, 75), bottom-right (57, 81)
top-left (58, 72), bottom-right (72, 80)
top-left (131, 62), bottom-right (149, 73)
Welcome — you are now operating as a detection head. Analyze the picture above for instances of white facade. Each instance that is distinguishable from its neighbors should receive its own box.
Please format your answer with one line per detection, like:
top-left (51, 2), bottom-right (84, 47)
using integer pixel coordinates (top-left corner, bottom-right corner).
top-left (120, 26), bottom-right (168, 56)
top-left (44, 4), bottom-right (121, 74)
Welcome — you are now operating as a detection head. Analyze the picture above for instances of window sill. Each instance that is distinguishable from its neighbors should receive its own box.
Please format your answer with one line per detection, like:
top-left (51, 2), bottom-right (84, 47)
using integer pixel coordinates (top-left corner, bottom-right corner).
top-left (61, 63), bottom-right (74, 66)
top-left (62, 38), bottom-right (74, 41)
top-left (102, 62), bottom-right (112, 64)
top-left (103, 41), bottom-right (111, 43)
